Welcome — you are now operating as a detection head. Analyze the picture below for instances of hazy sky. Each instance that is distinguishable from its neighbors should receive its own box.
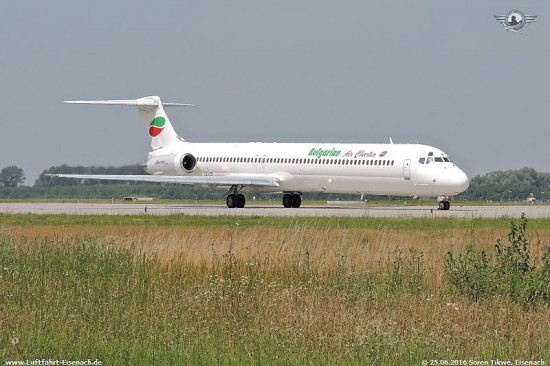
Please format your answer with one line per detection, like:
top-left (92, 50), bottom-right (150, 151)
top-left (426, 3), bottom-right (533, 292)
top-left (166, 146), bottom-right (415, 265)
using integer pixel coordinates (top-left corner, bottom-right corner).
top-left (1, 1), bottom-right (548, 185)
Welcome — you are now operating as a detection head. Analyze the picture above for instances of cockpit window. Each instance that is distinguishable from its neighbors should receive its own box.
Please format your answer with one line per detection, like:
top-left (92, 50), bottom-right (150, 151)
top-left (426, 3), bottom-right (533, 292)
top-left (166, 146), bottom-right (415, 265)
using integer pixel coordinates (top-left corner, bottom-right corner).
top-left (420, 153), bottom-right (451, 164)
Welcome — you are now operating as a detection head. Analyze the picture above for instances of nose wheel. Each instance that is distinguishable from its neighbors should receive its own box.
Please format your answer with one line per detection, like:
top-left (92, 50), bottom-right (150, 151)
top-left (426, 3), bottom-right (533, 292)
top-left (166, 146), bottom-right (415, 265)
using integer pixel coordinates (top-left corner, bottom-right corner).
top-left (438, 201), bottom-right (450, 210)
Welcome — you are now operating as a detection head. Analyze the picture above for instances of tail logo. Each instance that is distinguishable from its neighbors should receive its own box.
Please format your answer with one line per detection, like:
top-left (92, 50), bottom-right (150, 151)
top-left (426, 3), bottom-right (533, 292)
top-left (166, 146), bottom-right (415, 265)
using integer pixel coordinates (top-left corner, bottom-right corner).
top-left (149, 117), bottom-right (166, 137)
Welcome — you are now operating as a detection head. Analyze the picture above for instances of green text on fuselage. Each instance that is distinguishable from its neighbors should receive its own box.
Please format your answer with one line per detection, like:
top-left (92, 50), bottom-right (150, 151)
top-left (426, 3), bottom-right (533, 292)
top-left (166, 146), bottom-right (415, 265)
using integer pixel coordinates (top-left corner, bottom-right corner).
top-left (308, 148), bottom-right (341, 159)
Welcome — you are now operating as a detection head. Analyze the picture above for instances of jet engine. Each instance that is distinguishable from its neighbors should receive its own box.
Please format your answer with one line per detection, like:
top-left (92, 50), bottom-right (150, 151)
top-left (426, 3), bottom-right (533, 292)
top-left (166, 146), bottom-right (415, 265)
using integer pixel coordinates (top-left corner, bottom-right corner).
top-left (144, 153), bottom-right (197, 175)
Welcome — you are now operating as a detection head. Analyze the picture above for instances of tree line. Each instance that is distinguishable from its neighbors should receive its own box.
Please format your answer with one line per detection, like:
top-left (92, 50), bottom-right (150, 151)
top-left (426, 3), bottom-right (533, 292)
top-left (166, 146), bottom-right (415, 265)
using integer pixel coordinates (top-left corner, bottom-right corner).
top-left (1, 164), bottom-right (549, 202)
top-left (460, 167), bottom-right (550, 202)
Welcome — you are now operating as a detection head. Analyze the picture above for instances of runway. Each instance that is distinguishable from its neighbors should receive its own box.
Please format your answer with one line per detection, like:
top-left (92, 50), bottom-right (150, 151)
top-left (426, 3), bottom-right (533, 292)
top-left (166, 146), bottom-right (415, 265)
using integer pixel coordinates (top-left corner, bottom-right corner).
top-left (1, 202), bottom-right (549, 218)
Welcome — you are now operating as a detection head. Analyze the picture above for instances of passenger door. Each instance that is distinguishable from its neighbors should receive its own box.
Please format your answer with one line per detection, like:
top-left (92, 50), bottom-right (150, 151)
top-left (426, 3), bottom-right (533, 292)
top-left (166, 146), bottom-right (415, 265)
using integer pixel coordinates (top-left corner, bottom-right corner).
top-left (403, 159), bottom-right (411, 180)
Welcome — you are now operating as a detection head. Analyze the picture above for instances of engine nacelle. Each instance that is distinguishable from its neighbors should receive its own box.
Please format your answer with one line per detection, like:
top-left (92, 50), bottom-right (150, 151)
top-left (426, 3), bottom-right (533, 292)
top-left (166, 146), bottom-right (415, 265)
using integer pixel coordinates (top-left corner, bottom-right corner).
top-left (144, 153), bottom-right (197, 175)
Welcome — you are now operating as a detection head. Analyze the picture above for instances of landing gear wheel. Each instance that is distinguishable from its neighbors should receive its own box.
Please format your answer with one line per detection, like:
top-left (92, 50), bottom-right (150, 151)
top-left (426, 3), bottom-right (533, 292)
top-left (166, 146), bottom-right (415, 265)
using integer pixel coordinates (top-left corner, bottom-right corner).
top-left (226, 194), bottom-right (237, 208)
top-left (282, 193), bottom-right (302, 208)
top-left (438, 201), bottom-right (450, 210)
top-left (236, 194), bottom-right (246, 208)
top-left (291, 193), bottom-right (302, 208)
top-left (282, 194), bottom-right (292, 208)
top-left (444, 201), bottom-right (450, 210)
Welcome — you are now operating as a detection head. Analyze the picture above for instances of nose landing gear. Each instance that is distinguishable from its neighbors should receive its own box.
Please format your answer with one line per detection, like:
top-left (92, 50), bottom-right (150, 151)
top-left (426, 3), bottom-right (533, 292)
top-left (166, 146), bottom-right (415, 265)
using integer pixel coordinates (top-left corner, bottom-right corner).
top-left (438, 200), bottom-right (450, 210)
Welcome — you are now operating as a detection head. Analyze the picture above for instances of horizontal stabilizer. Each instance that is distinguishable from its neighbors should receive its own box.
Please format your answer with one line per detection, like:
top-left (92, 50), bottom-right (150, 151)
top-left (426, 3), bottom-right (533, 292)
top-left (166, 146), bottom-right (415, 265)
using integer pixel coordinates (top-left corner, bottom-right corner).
top-left (63, 97), bottom-right (194, 107)
top-left (63, 95), bottom-right (192, 149)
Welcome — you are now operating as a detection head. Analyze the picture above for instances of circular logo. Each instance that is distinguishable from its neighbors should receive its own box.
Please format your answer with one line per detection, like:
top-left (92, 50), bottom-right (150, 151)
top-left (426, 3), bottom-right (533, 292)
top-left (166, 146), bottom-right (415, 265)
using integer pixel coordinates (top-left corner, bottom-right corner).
top-left (149, 117), bottom-right (166, 137)
top-left (504, 10), bottom-right (526, 31)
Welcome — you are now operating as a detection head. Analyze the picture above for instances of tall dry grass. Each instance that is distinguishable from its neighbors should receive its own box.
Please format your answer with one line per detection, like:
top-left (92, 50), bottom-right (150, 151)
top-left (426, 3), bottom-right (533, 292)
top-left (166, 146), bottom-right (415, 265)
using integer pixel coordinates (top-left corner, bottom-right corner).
top-left (0, 216), bottom-right (549, 364)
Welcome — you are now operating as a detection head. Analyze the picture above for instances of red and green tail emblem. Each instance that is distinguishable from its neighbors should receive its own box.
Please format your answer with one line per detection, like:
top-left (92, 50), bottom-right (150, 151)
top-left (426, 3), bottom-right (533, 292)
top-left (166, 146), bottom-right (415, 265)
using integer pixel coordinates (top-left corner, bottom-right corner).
top-left (379, 150), bottom-right (388, 157)
top-left (149, 117), bottom-right (166, 137)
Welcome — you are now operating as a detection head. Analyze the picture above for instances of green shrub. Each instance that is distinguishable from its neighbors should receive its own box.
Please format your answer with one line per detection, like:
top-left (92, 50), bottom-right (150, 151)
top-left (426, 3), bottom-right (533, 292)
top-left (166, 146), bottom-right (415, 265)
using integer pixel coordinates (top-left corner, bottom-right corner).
top-left (445, 214), bottom-right (550, 306)
top-left (445, 244), bottom-right (494, 301)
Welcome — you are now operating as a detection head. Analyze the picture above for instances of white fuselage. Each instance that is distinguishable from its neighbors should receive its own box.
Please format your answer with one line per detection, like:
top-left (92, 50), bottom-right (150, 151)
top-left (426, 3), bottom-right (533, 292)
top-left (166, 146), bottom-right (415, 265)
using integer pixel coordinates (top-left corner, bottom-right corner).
top-left (145, 141), bottom-right (469, 197)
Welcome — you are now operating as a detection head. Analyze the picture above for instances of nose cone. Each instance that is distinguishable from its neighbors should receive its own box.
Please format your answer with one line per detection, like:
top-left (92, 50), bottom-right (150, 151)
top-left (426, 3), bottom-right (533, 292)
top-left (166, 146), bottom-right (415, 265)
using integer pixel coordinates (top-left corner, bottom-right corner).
top-left (453, 168), bottom-right (470, 194)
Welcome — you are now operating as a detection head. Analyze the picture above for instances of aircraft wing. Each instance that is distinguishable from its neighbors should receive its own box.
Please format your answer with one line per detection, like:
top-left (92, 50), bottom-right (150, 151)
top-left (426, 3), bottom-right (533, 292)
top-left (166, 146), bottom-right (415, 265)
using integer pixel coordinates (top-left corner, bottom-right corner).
top-left (45, 174), bottom-right (280, 187)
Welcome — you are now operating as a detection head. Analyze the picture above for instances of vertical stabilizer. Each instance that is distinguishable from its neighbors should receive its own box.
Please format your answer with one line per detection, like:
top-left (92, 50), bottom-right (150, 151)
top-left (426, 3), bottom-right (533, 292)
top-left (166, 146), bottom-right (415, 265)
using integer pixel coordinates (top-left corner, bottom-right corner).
top-left (136, 96), bottom-right (186, 150)
top-left (63, 96), bottom-right (194, 150)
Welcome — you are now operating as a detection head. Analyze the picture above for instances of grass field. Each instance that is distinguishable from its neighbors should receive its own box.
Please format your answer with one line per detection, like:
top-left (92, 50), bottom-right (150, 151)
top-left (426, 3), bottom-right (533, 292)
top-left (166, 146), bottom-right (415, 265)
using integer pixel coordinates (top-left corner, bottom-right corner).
top-left (1, 215), bottom-right (549, 365)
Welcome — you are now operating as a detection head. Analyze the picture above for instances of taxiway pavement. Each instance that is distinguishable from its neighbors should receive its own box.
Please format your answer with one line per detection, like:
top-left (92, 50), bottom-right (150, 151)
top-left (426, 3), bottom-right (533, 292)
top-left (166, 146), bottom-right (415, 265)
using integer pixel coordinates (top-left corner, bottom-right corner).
top-left (1, 203), bottom-right (549, 218)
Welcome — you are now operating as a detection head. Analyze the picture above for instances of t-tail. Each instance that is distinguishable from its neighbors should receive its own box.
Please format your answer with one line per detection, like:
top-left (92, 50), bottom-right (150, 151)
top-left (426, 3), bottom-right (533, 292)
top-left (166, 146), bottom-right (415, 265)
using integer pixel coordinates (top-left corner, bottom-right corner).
top-left (63, 96), bottom-right (193, 150)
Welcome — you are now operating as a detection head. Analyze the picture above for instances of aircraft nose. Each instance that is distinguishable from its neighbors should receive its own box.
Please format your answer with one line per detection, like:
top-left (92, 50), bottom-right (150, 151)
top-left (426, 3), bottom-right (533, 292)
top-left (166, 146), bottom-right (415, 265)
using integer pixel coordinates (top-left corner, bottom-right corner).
top-left (454, 168), bottom-right (469, 193)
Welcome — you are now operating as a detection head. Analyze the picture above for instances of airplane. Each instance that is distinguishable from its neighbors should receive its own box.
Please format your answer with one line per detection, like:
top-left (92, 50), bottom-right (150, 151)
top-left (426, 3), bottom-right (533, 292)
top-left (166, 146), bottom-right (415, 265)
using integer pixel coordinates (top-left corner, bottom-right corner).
top-left (49, 95), bottom-right (469, 210)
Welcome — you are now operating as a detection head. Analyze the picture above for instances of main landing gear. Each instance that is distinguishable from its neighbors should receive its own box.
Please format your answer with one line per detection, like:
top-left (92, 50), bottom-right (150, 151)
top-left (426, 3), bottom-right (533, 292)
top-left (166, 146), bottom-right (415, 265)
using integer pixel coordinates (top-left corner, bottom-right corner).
top-left (225, 187), bottom-right (302, 209)
top-left (282, 193), bottom-right (302, 208)
top-left (226, 185), bottom-right (246, 208)
top-left (226, 193), bottom-right (245, 208)
top-left (438, 200), bottom-right (451, 210)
